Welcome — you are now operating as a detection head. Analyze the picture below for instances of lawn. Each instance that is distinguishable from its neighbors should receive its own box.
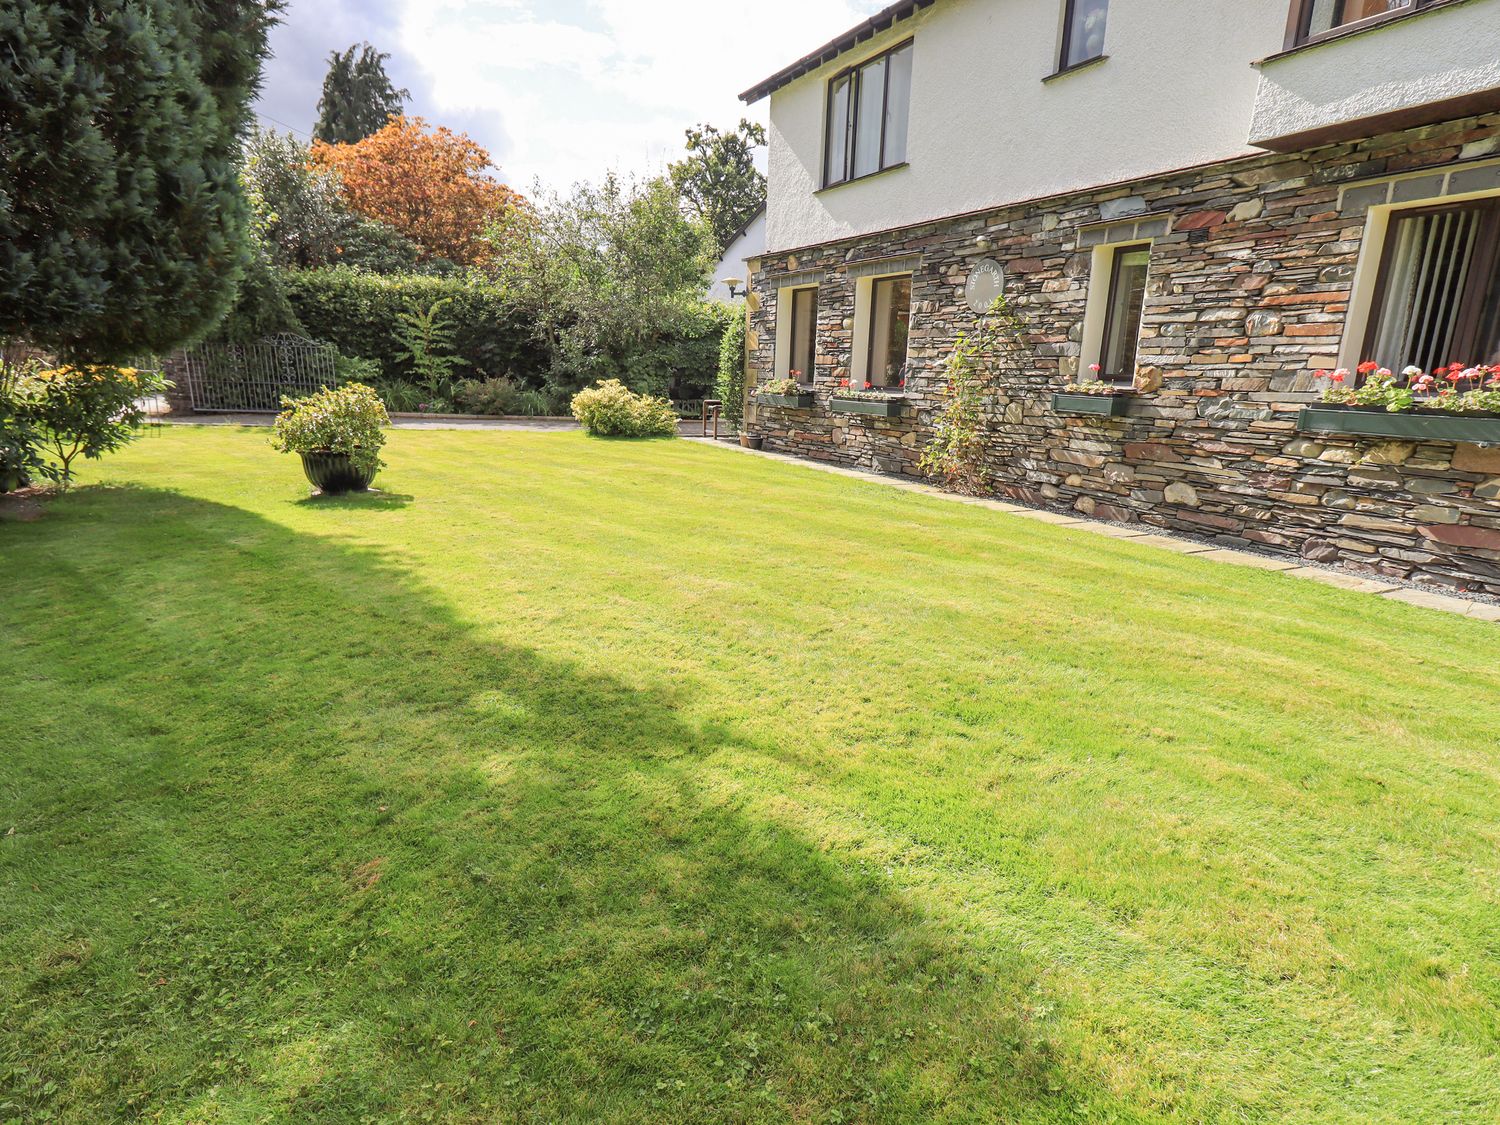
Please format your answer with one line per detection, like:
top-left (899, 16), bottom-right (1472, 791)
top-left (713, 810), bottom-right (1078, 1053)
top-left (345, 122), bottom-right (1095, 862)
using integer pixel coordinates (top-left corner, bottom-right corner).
top-left (3, 425), bottom-right (1498, 1124)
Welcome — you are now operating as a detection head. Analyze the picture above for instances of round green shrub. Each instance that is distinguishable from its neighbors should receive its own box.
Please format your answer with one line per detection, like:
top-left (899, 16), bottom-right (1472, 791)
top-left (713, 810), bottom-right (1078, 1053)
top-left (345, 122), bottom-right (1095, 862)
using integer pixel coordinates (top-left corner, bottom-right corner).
top-left (570, 379), bottom-right (678, 438)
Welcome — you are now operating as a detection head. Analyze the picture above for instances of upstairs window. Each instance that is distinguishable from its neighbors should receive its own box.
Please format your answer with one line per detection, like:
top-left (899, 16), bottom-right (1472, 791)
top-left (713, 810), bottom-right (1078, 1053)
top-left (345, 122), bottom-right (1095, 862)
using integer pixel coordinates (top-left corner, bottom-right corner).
top-left (1290, 0), bottom-right (1428, 45)
top-left (824, 41), bottom-right (913, 188)
top-left (1060, 0), bottom-right (1109, 70)
top-left (1365, 200), bottom-right (1500, 372)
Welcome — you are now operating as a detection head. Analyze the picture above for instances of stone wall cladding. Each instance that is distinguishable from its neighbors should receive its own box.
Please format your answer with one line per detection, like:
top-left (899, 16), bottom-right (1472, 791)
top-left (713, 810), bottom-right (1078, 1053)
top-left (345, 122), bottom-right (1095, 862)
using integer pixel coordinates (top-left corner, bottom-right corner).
top-left (747, 113), bottom-right (1500, 596)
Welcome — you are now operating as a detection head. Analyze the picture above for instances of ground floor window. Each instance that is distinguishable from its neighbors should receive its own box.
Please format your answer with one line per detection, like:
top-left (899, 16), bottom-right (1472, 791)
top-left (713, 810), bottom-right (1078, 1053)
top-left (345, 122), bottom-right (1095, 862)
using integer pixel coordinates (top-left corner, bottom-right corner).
top-left (1366, 199), bottom-right (1500, 372)
top-left (1098, 244), bottom-right (1150, 383)
top-left (865, 275), bottom-right (912, 388)
top-left (784, 287), bottom-right (818, 380)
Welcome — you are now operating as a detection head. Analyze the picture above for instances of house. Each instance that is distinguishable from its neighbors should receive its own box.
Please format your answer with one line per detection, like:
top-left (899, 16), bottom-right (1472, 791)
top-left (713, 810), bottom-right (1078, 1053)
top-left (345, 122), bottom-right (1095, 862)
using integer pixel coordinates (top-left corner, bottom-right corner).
top-left (740, 0), bottom-right (1500, 596)
top-left (709, 205), bottom-right (768, 303)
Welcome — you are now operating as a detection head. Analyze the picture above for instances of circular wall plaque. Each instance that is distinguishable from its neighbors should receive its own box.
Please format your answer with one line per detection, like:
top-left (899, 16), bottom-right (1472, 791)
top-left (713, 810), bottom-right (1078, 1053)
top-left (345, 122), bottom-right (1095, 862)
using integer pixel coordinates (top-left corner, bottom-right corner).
top-left (965, 258), bottom-right (1005, 314)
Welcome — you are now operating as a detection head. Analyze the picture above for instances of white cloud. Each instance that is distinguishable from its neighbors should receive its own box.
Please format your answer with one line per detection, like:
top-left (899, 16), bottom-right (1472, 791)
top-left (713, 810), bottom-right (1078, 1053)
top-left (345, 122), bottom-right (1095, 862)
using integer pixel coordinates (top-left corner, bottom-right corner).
top-left (390, 0), bottom-right (884, 189)
top-left (259, 0), bottom-right (888, 190)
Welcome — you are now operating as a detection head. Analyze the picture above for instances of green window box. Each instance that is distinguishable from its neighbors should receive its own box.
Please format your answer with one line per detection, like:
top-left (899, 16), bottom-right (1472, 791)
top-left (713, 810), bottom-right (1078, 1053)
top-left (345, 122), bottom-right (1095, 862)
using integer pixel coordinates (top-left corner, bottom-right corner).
top-left (830, 396), bottom-right (903, 418)
top-left (1051, 392), bottom-right (1132, 417)
top-left (1297, 406), bottom-right (1500, 444)
top-left (756, 393), bottom-right (815, 409)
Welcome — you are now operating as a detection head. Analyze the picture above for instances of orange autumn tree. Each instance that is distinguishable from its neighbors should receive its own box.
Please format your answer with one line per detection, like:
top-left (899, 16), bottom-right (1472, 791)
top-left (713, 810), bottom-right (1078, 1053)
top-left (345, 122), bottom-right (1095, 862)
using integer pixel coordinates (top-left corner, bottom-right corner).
top-left (311, 116), bottom-right (521, 266)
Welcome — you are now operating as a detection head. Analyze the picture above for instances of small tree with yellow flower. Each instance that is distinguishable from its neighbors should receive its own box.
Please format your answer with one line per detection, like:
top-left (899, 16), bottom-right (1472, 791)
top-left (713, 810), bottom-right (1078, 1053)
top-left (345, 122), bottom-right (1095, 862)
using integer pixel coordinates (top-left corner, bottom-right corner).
top-left (17, 365), bottom-right (168, 486)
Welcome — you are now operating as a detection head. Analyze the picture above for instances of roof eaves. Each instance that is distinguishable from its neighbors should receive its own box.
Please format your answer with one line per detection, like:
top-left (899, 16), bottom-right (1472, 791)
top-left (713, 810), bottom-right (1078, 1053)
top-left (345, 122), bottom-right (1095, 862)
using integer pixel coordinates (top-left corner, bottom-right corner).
top-left (726, 204), bottom-right (767, 247)
top-left (738, 0), bottom-right (936, 104)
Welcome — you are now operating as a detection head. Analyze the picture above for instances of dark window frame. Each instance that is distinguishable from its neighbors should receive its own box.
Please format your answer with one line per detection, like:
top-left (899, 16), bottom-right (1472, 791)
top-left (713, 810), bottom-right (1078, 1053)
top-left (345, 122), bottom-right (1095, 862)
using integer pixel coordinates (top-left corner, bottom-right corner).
top-left (864, 274), bottom-right (914, 389)
top-left (1284, 0), bottom-right (1436, 49)
top-left (1058, 0), bottom-right (1109, 72)
top-left (785, 286), bottom-right (820, 381)
top-left (822, 39), bottom-right (914, 189)
top-left (1097, 243), bottom-right (1152, 385)
top-left (1361, 198), bottom-right (1500, 371)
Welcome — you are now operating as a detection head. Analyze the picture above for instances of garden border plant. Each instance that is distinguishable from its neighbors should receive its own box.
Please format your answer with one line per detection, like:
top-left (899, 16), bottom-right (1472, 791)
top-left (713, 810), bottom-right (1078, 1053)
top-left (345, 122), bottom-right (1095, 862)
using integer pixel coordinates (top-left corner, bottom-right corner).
top-left (570, 379), bottom-right (679, 438)
top-left (716, 310), bottom-right (747, 426)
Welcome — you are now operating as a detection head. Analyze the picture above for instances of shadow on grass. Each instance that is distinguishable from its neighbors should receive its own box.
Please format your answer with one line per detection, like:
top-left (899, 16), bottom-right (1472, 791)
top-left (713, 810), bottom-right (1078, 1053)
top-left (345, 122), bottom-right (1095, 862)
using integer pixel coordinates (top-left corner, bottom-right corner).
top-left (0, 487), bottom-right (1127, 1124)
top-left (293, 489), bottom-right (417, 511)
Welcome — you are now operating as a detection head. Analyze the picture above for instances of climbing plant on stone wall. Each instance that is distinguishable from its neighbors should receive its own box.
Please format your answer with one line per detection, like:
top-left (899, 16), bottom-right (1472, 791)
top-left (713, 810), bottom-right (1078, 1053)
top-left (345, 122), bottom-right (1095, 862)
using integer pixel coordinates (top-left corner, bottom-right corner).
top-left (919, 295), bottom-right (1028, 495)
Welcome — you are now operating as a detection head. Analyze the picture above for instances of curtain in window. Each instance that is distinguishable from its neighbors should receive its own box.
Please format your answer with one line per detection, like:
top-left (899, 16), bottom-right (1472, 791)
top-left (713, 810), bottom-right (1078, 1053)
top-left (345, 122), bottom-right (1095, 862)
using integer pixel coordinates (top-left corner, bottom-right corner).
top-left (883, 46), bottom-right (913, 167)
top-left (868, 277), bottom-right (912, 387)
top-left (1371, 207), bottom-right (1484, 373)
top-left (1101, 248), bottom-right (1150, 381)
top-left (852, 56), bottom-right (887, 179)
top-left (825, 75), bottom-right (852, 186)
top-left (1064, 0), bottom-right (1109, 68)
top-left (788, 288), bottom-right (818, 379)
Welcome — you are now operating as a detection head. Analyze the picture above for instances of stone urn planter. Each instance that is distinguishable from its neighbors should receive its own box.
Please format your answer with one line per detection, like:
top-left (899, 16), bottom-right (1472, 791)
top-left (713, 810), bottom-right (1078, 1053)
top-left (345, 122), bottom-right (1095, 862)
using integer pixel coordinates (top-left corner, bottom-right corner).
top-left (299, 451), bottom-right (378, 495)
top-left (272, 384), bottom-right (390, 497)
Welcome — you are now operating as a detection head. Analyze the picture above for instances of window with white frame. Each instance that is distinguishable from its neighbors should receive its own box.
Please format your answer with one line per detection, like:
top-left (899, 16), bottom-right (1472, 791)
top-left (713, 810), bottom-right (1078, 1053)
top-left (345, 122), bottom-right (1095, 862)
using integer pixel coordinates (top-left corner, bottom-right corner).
top-left (858, 274), bottom-right (913, 388)
top-left (1083, 243), bottom-right (1151, 384)
top-left (773, 284), bottom-right (820, 382)
top-left (824, 41), bottom-right (914, 188)
top-left (782, 286), bottom-right (819, 380)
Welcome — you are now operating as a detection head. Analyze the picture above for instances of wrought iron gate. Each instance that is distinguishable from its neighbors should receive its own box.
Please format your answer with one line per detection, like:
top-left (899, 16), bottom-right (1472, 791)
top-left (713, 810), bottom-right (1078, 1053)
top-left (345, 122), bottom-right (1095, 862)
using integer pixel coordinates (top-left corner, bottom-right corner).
top-left (171, 334), bottom-right (339, 412)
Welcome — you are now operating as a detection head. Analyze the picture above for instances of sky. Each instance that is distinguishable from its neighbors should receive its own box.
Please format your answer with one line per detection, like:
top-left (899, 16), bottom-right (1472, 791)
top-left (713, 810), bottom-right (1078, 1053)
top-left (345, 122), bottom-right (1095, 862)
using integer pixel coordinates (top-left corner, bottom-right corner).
top-left (254, 0), bottom-right (891, 193)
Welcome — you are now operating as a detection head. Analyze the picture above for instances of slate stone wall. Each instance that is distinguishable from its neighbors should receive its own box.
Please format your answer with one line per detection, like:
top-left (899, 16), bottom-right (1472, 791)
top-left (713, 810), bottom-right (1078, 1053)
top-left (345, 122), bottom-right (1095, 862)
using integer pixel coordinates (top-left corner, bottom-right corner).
top-left (747, 113), bottom-right (1500, 596)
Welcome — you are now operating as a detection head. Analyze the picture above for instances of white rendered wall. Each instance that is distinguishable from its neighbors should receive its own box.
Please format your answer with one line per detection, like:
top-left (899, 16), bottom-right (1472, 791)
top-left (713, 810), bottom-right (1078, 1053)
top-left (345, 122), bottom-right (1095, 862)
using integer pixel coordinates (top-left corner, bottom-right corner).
top-left (1249, 0), bottom-right (1500, 146)
top-left (765, 0), bottom-right (1291, 252)
top-left (709, 211), bottom-right (768, 302)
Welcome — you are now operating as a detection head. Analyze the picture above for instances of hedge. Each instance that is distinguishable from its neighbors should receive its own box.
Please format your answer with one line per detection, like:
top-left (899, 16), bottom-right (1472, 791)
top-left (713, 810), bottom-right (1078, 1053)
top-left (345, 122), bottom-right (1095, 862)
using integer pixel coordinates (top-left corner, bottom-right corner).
top-left (620, 302), bottom-right (738, 404)
top-left (280, 268), bottom-right (735, 404)
top-left (281, 269), bottom-right (544, 382)
top-left (715, 308), bottom-right (747, 425)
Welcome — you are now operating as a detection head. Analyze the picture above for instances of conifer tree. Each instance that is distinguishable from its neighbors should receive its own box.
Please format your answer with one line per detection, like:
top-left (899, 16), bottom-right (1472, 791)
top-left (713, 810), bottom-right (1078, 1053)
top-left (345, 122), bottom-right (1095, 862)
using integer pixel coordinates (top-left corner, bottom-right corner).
top-left (314, 44), bottom-right (409, 145)
top-left (0, 1), bottom-right (282, 360)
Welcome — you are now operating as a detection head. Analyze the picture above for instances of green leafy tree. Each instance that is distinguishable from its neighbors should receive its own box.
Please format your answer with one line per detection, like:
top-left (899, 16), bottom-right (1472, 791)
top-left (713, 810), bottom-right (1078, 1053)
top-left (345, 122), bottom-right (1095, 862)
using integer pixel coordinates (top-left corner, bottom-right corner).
top-left (0, 359), bottom-right (54, 491)
top-left (241, 127), bottom-right (422, 275)
top-left (208, 247), bottom-right (304, 345)
top-left (669, 120), bottom-right (767, 255)
top-left (242, 128), bottom-right (349, 269)
top-left (0, 0), bottom-right (283, 361)
top-left (488, 173), bottom-right (715, 396)
top-left (314, 43), bottom-right (409, 145)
